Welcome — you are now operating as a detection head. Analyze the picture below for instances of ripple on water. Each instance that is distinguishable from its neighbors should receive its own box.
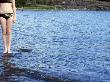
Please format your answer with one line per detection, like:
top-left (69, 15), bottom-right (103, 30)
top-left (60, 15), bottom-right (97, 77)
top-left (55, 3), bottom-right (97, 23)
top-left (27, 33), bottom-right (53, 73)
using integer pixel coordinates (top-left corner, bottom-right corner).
top-left (1, 10), bottom-right (110, 82)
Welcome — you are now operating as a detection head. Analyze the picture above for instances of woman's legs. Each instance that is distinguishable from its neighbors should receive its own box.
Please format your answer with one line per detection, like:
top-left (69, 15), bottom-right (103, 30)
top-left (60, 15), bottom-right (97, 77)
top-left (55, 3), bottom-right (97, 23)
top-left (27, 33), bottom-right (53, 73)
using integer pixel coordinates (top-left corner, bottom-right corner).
top-left (6, 17), bottom-right (13, 53)
top-left (0, 17), bottom-right (7, 53)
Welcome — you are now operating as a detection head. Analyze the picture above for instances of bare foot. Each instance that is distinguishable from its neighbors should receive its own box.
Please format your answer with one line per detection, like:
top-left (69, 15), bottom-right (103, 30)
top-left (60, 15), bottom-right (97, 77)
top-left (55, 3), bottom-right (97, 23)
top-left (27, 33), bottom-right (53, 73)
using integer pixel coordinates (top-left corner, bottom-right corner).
top-left (8, 50), bottom-right (12, 53)
top-left (3, 50), bottom-right (7, 54)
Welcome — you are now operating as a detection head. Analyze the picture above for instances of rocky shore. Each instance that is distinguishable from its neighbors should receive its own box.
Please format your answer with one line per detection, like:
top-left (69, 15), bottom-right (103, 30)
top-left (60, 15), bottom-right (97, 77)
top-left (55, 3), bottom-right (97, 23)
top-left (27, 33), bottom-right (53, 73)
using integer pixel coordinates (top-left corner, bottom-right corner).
top-left (17, 1), bottom-right (110, 10)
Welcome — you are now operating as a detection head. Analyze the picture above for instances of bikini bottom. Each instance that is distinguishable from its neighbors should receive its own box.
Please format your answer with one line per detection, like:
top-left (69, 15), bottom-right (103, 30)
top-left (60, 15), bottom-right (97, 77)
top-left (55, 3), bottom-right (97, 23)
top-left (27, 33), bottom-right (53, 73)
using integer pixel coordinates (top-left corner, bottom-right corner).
top-left (0, 13), bottom-right (13, 19)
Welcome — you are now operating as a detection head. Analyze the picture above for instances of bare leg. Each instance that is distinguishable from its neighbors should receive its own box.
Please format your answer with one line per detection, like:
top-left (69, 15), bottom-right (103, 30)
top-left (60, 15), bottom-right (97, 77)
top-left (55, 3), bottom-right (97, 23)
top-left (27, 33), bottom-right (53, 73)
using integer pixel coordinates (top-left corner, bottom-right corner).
top-left (0, 17), bottom-right (7, 53)
top-left (6, 17), bottom-right (13, 53)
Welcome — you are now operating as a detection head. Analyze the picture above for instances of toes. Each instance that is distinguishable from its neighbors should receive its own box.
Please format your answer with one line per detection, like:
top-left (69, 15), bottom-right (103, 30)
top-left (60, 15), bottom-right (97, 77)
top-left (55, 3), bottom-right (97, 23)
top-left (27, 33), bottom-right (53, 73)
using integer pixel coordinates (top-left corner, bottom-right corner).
top-left (3, 50), bottom-right (7, 54)
top-left (8, 50), bottom-right (12, 53)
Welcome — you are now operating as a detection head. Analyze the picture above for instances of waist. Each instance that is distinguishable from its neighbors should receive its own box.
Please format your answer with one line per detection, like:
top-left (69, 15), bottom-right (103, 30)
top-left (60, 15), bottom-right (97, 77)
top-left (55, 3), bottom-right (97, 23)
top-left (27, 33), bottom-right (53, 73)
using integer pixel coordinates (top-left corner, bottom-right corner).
top-left (0, 12), bottom-right (13, 14)
top-left (0, 2), bottom-right (11, 3)
top-left (0, 10), bottom-right (13, 14)
top-left (0, 3), bottom-right (12, 5)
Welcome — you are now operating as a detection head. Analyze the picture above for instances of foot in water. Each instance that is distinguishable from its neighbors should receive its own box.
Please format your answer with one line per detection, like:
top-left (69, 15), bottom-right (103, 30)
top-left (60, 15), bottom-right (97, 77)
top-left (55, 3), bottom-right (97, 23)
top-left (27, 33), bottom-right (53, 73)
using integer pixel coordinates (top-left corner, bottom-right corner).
top-left (8, 50), bottom-right (12, 54)
top-left (3, 50), bottom-right (8, 54)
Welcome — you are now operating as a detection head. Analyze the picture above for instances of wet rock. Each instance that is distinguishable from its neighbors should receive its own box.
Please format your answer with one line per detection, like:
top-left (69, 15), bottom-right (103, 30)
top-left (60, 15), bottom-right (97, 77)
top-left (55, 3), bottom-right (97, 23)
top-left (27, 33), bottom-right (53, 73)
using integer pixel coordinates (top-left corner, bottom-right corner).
top-left (19, 47), bottom-right (32, 52)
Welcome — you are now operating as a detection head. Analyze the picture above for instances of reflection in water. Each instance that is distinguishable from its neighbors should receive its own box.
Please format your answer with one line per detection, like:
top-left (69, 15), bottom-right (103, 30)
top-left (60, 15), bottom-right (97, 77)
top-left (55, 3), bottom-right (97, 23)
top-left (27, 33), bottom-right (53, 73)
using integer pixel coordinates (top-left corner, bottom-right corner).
top-left (0, 53), bottom-right (75, 82)
top-left (0, 53), bottom-right (15, 82)
top-left (0, 54), bottom-right (11, 82)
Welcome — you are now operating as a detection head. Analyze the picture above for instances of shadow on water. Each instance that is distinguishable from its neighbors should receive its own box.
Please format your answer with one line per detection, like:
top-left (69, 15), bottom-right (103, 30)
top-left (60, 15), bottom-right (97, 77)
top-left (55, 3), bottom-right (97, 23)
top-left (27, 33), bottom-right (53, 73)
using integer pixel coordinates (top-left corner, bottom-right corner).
top-left (0, 53), bottom-right (79, 82)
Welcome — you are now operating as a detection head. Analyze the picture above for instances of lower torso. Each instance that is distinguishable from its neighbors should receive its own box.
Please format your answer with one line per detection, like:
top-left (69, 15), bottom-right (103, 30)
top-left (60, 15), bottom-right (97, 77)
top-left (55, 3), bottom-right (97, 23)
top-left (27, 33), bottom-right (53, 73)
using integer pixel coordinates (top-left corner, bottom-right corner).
top-left (0, 3), bottom-right (13, 14)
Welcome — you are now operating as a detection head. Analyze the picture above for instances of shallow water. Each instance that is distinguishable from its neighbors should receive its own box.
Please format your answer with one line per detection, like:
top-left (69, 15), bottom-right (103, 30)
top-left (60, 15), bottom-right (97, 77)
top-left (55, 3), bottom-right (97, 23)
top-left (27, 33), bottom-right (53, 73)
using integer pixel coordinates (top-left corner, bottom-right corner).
top-left (0, 10), bottom-right (110, 82)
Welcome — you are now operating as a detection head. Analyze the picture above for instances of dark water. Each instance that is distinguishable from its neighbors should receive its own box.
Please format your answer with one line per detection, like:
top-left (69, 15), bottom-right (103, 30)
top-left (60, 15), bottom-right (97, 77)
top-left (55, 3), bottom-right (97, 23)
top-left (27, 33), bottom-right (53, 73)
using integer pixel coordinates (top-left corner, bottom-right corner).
top-left (0, 10), bottom-right (110, 82)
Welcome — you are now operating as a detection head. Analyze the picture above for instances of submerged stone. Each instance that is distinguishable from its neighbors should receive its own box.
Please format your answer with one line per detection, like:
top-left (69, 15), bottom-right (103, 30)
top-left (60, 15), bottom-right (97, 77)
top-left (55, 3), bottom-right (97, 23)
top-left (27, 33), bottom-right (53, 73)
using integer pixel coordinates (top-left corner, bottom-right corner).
top-left (19, 48), bottom-right (32, 52)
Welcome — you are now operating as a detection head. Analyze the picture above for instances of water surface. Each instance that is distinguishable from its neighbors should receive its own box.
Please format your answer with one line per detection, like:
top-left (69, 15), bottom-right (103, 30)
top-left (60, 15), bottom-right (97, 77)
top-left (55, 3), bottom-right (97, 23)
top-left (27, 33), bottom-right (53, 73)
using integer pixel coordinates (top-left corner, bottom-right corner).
top-left (0, 10), bottom-right (110, 82)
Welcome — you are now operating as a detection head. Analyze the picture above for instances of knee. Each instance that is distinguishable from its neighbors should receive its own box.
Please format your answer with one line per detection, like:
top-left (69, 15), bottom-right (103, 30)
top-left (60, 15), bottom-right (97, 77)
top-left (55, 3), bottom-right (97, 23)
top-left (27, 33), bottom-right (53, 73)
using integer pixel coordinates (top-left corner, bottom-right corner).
top-left (2, 31), bottom-right (7, 35)
top-left (7, 30), bottom-right (12, 35)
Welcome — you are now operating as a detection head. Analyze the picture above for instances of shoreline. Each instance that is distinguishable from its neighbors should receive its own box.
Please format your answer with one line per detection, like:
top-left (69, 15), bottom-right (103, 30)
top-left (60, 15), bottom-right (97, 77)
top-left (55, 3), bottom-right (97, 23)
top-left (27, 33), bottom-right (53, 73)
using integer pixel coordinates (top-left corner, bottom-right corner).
top-left (17, 7), bottom-right (85, 11)
top-left (17, 8), bottom-right (110, 11)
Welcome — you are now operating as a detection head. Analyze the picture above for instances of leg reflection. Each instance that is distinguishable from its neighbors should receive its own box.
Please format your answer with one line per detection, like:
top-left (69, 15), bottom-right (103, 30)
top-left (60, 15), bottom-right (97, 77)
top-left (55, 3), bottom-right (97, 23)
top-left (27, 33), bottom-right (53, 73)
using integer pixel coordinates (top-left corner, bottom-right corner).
top-left (0, 53), bottom-right (14, 82)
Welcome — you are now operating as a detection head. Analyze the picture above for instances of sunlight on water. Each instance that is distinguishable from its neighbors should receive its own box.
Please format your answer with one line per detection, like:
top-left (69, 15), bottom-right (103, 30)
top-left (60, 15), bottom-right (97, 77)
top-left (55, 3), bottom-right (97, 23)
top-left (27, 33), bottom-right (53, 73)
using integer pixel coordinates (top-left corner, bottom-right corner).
top-left (0, 10), bottom-right (110, 82)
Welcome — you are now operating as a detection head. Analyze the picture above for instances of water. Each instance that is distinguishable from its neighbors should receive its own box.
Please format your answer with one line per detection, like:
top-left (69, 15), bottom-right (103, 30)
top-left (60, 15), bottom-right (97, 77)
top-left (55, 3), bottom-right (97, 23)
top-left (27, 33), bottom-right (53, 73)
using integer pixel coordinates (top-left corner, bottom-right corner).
top-left (0, 10), bottom-right (110, 82)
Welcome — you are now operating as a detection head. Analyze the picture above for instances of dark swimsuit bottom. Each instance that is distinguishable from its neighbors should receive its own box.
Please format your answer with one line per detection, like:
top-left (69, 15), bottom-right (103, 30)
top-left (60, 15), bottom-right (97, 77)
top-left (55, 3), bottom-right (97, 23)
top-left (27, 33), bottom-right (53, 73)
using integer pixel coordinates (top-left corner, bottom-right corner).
top-left (0, 13), bottom-right (13, 19)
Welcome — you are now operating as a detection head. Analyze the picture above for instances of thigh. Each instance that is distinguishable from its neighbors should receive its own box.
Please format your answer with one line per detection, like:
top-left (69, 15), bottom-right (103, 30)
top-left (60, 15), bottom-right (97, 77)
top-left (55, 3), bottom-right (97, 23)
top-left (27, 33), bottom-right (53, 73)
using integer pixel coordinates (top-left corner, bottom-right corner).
top-left (6, 17), bottom-right (13, 31)
top-left (0, 17), bottom-right (7, 33)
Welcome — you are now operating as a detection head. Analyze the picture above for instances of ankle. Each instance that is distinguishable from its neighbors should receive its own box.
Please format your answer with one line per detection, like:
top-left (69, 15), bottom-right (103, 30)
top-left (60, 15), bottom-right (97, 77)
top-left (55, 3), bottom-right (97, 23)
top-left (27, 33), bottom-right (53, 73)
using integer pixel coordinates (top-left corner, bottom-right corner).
top-left (3, 50), bottom-right (8, 53)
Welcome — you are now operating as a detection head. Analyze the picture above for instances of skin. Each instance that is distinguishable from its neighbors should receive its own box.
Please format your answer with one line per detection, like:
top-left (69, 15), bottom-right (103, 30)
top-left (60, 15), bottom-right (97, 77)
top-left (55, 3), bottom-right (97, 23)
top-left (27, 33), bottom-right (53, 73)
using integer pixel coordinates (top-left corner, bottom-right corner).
top-left (0, 0), bottom-right (16, 53)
